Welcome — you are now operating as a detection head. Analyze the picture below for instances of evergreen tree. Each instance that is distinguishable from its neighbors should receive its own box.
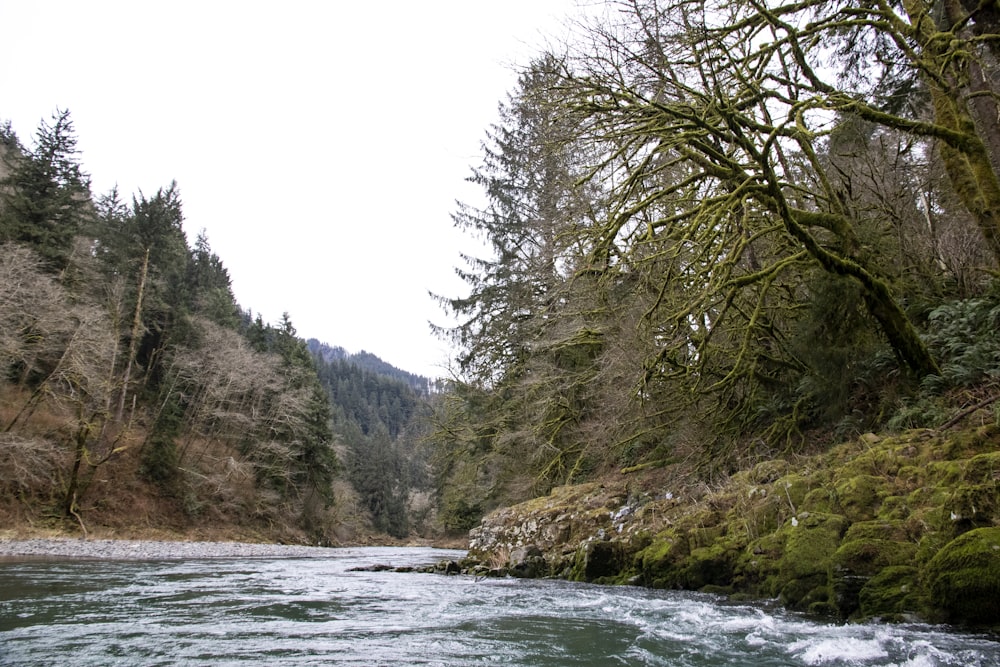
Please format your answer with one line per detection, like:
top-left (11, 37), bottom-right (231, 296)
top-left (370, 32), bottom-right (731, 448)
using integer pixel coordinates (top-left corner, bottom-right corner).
top-left (0, 109), bottom-right (92, 271)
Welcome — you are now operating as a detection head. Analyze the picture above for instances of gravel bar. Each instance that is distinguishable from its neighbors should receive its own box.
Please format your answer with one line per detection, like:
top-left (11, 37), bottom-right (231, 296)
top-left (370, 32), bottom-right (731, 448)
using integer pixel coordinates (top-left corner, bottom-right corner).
top-left (0, 538), bottom-right (343, 561)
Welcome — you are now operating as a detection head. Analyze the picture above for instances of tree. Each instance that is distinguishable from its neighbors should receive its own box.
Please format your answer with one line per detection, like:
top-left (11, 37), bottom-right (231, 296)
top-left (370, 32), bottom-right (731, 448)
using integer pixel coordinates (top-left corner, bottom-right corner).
top-left (0, 243), bottom-right (122, 529)
top-left (516, 3), bottom-right (961, 452)
top-left (436, 54), bottom-right (595, 387)
top-left (188, 229), bottom-right (239, 326)
top-left (0, 109), bottom-right (92, 271)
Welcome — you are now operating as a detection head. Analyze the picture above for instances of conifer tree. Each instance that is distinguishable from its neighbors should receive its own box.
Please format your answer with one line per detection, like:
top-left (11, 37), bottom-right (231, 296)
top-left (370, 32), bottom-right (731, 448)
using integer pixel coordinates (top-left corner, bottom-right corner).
top-left (0, 109), bottom-right (92, 271)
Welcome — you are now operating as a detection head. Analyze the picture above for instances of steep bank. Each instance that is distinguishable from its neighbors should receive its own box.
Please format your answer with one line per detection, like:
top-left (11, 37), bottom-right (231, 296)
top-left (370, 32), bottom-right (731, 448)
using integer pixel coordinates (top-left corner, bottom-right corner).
top-left (462, 424), bottom-right (1000, 628)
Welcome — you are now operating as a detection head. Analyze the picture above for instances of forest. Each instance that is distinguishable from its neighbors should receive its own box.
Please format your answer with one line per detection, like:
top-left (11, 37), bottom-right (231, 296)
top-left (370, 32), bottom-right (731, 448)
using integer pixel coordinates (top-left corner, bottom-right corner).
top-left (429, 0), bottom-right (1000, 530)
top-left (0, 112), bottom-right (433, 543)
top-left (2, 0), bottom-right (999, 549)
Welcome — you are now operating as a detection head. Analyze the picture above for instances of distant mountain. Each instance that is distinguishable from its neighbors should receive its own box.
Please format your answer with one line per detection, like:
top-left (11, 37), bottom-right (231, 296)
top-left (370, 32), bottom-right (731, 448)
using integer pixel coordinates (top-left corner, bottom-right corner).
top-left (306, 339), bottom-right (430, 394)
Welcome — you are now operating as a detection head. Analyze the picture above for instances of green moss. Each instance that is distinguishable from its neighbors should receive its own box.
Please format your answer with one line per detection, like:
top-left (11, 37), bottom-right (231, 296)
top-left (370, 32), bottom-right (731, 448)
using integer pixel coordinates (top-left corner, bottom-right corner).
top-left (875, 495), bottom-right (911, 521)
top-left (895, 465), bottom-right (925, 490)
top-left (857, 566), bottom-right (924, 621)
top-left (962, 451), bottom-right (1000, 483)
top-left (834, 475), bottom-right (884, 522)
top-left (688, 524), bottom-right (725, 550)
top-left (925, 459), bottom-right (966, 486)
top-left (775, 513), bottom-right (847, 610)
top-left (925, 527), bottom-right (1000, 625)
top-left (774, 473), bottom-right (813, 511)
top-left (728, 488), bottom-right (786, 538)
top-left (735, 531), bottom-right (787, 596)
top-left (801, 487), bottom-right (837, 513)
top-left (949, 482), bottom-right (1000, 527)
top-left (746, 459), bottom-right (791, 484)
top-left (780, 572), bottom-right (831, 612)
top-left (842, 520), bottom-right (909, 544)
top-left (571, 540), bottom-right (629, 583)
top-left (833, 539), bottom-right (917, 575)
top-left (679, 542), bottom-right (739, 590)
top-left (637, 529), bottom-right (687, 588)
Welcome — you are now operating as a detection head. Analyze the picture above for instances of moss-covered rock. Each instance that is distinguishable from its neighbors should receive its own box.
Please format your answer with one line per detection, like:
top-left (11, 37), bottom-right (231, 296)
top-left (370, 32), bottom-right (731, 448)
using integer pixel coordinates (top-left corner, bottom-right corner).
top-left (637, 528), bottom-right (688, 588)
top-left (834, 475), bottom-right (884, 522)
top-left (775, 513), bottom-right (847, 611)
top-left (571, 539), bottom-right (631, 583)
top-left (678, 541), bottom-right (740, 591)
top-left (833, 538), bottom-right (917, 575)
top-left (460, 425), bottom-right (998, 627)
top-left (857, 566), bottom-right (924, 621)
top-left (925, 527), bottom-right (1000, 625)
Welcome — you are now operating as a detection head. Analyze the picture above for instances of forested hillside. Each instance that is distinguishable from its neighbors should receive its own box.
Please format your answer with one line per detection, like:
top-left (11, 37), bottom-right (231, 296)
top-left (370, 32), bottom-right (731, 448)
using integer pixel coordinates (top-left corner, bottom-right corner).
top-left (311, 350), bottom-right (435, 538)
top-left (428, 0), bottom-right (1000, 530)
top-left (0, 112), bottom-right (424, 543)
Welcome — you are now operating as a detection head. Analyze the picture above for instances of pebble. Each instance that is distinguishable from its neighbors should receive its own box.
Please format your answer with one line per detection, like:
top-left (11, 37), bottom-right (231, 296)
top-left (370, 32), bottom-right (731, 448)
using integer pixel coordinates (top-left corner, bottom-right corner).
top-left (0, 538), bottom-right (340, 561)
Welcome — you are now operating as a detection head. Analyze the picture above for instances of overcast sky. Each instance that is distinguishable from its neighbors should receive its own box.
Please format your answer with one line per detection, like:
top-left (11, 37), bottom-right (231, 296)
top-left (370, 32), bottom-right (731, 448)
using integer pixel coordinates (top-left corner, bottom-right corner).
top-left (1, 1), bottom-right (583, 378)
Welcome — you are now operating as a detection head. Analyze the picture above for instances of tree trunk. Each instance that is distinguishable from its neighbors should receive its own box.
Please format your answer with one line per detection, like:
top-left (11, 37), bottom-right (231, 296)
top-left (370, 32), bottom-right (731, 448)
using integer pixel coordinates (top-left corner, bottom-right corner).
top-left (117, 248), bottom-right (149, 421)
top-left (904, 0), bottom-right (1000, 266)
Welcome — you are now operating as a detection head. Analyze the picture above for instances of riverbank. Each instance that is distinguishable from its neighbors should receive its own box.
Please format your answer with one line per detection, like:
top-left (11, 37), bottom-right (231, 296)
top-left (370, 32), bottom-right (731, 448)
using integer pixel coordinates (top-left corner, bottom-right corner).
top-left (0, 535), bottom-right (468, 561)
top-left (0, 537), bottom-right (342, 560)
top-left (461, 424), bottom-right (1000, 629)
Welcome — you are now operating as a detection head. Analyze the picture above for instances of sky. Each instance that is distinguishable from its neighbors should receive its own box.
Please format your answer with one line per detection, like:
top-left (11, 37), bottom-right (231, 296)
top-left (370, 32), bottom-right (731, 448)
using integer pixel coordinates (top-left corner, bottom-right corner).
top-left (1, 1), bottom-right (584, 379)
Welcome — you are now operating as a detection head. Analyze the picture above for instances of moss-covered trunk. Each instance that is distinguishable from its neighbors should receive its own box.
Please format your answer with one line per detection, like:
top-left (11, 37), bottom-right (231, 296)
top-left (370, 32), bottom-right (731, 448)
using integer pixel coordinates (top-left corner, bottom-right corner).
top-left (904, 0), bottom-right (1000, 267)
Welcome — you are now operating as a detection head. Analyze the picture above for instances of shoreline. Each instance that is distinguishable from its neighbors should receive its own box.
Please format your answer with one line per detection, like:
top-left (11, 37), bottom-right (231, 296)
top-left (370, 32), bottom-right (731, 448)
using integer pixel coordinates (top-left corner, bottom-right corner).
top-left (0, 537), bottom-right (468, 561)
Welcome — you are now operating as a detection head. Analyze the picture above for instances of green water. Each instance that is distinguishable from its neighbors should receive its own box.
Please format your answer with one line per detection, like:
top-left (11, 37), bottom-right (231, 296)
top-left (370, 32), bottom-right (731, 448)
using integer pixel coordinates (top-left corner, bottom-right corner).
top-left (1, 547), bottom-right (997, 666)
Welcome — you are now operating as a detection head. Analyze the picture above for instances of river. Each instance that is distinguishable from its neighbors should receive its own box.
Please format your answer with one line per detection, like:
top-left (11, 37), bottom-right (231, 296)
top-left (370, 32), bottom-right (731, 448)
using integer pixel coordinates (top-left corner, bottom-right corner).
top-left (0, 547), bottom-right (997, 666)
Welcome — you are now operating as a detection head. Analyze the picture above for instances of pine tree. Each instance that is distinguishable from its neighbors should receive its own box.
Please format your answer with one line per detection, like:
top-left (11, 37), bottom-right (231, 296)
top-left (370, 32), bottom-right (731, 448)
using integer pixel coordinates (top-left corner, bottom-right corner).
top-left (0, 109), bottom-right (92, 271)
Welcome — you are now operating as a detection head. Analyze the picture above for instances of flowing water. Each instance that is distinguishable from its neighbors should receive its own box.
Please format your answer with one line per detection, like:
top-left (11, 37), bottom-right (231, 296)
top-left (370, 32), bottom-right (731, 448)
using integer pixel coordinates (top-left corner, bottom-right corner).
top-left (0, 547), bottom-right (997, 666)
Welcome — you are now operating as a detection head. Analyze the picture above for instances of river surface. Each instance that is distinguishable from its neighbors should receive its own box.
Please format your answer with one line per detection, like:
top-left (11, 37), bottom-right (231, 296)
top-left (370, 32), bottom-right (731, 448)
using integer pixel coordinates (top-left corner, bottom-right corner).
top-left (0, 547), bottom-right (997, 666)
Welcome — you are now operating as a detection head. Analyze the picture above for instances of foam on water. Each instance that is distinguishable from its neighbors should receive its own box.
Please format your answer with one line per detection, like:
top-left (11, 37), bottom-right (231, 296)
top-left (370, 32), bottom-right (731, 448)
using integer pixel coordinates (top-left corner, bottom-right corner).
top-left (1, 550), bottom-right (998, 666)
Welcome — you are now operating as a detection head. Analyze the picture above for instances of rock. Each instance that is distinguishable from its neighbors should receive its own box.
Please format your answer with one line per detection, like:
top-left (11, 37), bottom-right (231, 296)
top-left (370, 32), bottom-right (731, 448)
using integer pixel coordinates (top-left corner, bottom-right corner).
top-left (925, 527), bottom-right (1000, 625)
top-left (572, 540), bottom-right (628, 582)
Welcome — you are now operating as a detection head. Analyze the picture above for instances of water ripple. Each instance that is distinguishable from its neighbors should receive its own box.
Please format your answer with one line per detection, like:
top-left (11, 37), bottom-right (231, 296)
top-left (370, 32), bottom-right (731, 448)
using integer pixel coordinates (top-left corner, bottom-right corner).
top-left (1, 548), bottom-right (997, 666)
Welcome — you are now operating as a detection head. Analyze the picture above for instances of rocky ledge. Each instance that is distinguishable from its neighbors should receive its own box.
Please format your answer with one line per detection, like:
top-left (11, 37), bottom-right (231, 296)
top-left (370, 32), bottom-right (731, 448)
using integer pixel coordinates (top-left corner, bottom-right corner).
top-left (461, 425), bottom-right (1000, 629)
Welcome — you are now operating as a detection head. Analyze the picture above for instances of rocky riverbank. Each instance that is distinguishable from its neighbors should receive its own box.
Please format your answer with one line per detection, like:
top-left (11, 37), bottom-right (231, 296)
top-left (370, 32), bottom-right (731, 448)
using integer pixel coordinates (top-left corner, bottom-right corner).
top-left (460, 425), bottom-right (1000, 629)
top-left (0, 538), bottom-right (345, 561)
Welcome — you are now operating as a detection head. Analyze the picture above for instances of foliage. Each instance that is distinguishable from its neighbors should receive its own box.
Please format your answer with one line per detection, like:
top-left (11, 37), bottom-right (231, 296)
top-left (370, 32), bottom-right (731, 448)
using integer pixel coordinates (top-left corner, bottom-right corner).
top-left (0, 109), bottom-right (92, 271)
top-left (0, 112), bottom-right (340, 540)
top-left (431, 0), bottom-right (1000, 524)
top-left (313, 349), bottom-right (432, 537)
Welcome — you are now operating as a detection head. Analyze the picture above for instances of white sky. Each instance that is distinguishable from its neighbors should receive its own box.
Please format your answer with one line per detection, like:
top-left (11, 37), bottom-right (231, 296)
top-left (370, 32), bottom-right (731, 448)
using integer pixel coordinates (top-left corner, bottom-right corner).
top-left (1, 1), bottom-right (583, 379)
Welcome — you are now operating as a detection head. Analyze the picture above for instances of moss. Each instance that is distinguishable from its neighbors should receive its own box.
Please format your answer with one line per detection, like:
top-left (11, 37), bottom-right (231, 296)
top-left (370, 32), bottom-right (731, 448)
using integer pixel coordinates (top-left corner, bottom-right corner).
top-left (875, 495), bottom-right (911, 521)
top-left (962, 451), bottom-right (1000, 483)
top-left (774, 473), bottom-right (813, 511)
top-left (848, 445), bottom-right (904, 477)
top-left (679, 542), bottom-right (739, 590)
top-left (942, 425), bottom-right (1000, 459)
top-left (925, 459), bottom-right (966, 486)
top-left (780, 572), bottom-right (831, 612)
top-left (949, 482), bottom-right (1000, 528)
top-left (842, 520), bottom-right (909, 544)
top-left (735, 531), bottom-right (787, 596)
top-left (775, 513), bottom-right (847, 610)
top-left (801, 487), bottom-right (837, 513)
top-left (687, 524), bottom-right (725, 550)
top-left (637, 529), bottom-right (688, 588)
top-left (895, 465), bottom-right (926, 490)
top-left (833, 539), bottom-right (917, 576)
top-left (857, 566), bottom-right (925, 621)
top-left (746, 459), bottom-right (791, 484)
top-left (834, 475), bottom-right (884, 522)
top-left (925, 527), bottom-right (1000, 625)
top-left (571, 540), bottom-right (629, 582)
top-left (728, 488), bottom-right (786, 538)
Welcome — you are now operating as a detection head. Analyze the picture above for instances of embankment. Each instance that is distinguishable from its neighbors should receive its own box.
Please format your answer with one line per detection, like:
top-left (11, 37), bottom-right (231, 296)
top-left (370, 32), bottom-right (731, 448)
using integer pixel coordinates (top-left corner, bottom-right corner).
top-left (461, 425), bottom-right (1000, 628)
